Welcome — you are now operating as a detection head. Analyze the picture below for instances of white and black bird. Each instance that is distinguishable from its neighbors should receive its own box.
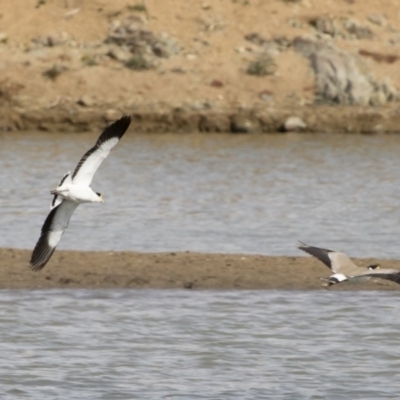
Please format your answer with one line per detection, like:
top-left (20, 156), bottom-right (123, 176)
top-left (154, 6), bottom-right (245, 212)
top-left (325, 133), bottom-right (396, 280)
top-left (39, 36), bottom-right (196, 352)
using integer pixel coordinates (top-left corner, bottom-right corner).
top-left (30, 115), bottom-right (131, 271)
top-left (297, 241), bottom-right (400, 287)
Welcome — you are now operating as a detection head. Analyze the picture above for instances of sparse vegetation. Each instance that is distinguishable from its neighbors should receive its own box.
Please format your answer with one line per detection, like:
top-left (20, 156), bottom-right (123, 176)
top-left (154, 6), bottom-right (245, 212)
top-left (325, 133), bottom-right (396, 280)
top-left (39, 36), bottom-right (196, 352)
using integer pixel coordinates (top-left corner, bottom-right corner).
top-left (232, 0), bottom-right (250, 4)
top-left (35, 0), bottom-right (46, 8)
top-left (43, 65), bottom-right (66, 80)
top-left (108, 11), bottom-right (122, 18)
top-left (246, 55), bottom-right (275, 76)
top-left (0, 79), bottom-right (24, 103)
top-left (124, 54), bottom-right (152, 70)
top-left (127, 3), bottom-right (147, 12)
top-left (81, 55), bottom-right (99, 67)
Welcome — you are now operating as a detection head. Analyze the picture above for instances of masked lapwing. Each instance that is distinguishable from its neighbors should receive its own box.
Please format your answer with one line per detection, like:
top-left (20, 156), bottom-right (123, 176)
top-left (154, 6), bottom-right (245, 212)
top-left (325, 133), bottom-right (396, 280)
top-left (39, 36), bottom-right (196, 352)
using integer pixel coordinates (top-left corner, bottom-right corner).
top-left (298, 241), bottom-right (400, 287)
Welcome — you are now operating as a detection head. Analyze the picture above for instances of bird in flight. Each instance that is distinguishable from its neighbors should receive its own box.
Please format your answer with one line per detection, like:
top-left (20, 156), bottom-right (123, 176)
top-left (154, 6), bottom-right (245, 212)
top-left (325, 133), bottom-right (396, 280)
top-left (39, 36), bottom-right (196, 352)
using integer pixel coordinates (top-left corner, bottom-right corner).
top-left (30, 115), bottom-right (131, 271)
top-left (297, 241), bottom-right (400, 287)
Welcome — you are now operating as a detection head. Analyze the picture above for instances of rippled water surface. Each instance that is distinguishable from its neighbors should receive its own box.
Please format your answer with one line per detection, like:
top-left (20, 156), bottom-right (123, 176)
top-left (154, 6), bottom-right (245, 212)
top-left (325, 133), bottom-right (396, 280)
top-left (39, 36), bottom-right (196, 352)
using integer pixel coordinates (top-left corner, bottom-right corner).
top-left (2, 131), bottom-right (400, 257)
top-left (1, 289), bottom-right (400, 399)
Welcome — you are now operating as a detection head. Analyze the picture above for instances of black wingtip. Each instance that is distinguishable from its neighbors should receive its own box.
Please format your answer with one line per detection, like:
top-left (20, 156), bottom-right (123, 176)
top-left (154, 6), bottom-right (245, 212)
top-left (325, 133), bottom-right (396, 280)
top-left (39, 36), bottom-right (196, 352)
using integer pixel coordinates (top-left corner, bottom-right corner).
top-left (111, 115), bottom-right (132, 133)
top-left (30, 240), bottom-right (56, 272)
top-left (297, 240), bottom-right (308, 249)
top-left (30, 230), bottom-right (57, 271)
top-left (30, 205), bottom-right (62, 272)
top-left (100, 115), bottom-right (132, 140)
top-left (97, 115), bottom-right (131, 146)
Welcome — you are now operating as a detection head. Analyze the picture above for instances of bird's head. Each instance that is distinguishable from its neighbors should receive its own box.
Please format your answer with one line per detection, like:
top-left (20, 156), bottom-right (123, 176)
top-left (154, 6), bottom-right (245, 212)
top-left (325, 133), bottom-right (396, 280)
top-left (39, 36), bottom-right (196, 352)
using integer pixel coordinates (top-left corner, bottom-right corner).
top-left (96, 192), bottom-right (105, 203)
top-left (367, 264), bottom-right (380, 270)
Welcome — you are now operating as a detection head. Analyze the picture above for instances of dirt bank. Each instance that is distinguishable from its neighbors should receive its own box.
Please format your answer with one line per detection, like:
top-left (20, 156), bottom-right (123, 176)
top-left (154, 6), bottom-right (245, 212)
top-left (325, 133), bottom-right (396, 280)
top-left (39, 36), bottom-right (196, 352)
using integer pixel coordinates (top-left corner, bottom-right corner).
top-left (1, 1), bottom-right (400, 133)
top-left (2, 248), bottom-right (400, 290)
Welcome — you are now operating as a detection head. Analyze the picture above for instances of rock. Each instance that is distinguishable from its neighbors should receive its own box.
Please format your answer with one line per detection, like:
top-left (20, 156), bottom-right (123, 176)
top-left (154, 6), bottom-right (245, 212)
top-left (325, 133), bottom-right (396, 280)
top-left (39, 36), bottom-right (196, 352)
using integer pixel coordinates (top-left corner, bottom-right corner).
top-left (104, 109), bottom-right (121, 121)
top-left (0, 32), bottom-right (8, 43)
top-left (231, 114), bottom-right (259, 133)
top-left (367, 14), bottom-right (387, 27)
top-left (244, 33), bottom-right (289, 54)
top-left (107, 46), bottom-right (131, 62)
top-left (308, 17), bottom-right (374, 40)
top-left (293, 36), bottom-right (333, 58)
top-left (32, 32), bottom-right (69, 47)
top-left (343, 19), bottom-right (374, 39)
top-left (106, 16), bottom-right (180, 59)
top-left (294, 36), bottom-right (398, 105)
top-left (389, 35), bottom-right (400, 46)
top-left (25, 48), bottom-right (49, 59)
top-left (288, 18), bottom-right (304, 29)
top-left (31, 36), bottom-right (49, 47)
top-left (310, 49), bottom-right (373, 105)
top-left (198, 113), bottom-right (230, 132)
top-left (235, 46), bottom-right (247, 54)
top-left (369, 90), bottom-right (387, 106)
top-left (309, 17), bottom-right (338, 37)
top-left (258, 90), bottom-right (273, 102)
top-left (77, 95), bottom-right (95, 107)
top-left (48, 32), bottom-right (69, 46)
top-left (189, 101), bottom-right (211, 111)
top-left (245, 32), bottom-right (268, 46)
top-left (379, 80), bottom-right (398, 102)
top-left (283, 116), bottom-right (307, 132)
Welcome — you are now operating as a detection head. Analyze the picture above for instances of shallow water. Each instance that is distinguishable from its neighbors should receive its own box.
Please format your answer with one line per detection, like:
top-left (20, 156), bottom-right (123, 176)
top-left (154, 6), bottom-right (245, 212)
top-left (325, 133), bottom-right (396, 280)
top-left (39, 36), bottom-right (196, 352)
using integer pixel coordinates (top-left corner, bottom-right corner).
top-left (1, 131), bottom-right (400, 258)
top-left (1, 289), bottom-right (400, 399)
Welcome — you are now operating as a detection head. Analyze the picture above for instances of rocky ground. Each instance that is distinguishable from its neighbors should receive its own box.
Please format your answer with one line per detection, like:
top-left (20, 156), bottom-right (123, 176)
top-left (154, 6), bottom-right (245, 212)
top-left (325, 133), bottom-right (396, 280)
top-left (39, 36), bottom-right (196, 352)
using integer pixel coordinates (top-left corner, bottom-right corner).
top-left (2, 248), bottom-right (400, 290)
top-left (1, 0), bottom-right (400, 132)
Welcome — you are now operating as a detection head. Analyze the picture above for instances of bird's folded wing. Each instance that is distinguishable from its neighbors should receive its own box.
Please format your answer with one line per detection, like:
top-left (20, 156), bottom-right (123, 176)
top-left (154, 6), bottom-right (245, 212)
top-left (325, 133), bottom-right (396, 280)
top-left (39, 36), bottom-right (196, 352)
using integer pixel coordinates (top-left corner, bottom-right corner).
top-left (71, 116), bottom-right (131, 186)
top-left (30, 200), bottom-right (79, 271)
top-left (361, 269), bottom-right (400, 285)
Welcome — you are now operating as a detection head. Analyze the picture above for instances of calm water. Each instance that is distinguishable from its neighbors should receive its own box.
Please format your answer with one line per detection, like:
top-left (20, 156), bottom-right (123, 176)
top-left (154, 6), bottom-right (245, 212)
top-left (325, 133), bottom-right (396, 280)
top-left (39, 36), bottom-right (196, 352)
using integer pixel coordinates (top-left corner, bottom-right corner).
top-left (1, 289), bottom-right (400, 399)
top-left (1, 131), bottom-right (400, 258)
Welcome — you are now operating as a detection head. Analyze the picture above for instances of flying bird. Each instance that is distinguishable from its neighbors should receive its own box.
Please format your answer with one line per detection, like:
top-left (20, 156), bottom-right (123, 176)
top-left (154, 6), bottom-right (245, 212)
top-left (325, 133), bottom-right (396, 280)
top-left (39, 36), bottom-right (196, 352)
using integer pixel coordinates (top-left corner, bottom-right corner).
top-left (30, 115), bottom-right (131, 271)
top-left (297, 241), bottom-right (400, 287)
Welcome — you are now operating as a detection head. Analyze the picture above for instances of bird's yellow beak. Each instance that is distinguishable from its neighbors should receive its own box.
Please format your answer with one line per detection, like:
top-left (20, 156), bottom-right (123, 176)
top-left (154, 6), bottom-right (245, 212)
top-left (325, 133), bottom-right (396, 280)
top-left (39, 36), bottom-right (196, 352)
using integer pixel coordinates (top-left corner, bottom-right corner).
top-left (100, 195), bottom-right (105, 203)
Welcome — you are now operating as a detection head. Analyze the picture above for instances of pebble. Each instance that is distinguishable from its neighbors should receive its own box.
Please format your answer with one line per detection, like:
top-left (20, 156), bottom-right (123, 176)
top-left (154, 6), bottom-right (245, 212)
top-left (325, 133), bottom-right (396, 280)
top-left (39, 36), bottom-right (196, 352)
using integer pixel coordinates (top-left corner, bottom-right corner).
top-left (283, 116), bottom-right (307, 132)
top-left (0, 32), bottom-right (8, 42)
top-left (77, 95), bottom-right (95, 107)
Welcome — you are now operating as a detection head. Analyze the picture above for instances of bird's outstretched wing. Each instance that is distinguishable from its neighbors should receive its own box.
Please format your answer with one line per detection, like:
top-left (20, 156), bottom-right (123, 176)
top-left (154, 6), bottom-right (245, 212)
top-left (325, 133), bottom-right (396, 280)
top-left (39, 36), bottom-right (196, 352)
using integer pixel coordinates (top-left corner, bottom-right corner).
top-left (30, 200), bottom-right (79, 271)
top-left (297, 241), bottom-right (335, 269)
top-left (71, 115), bottom-right (131, 186)
top-left (297, 241), bottom-right (360, 274)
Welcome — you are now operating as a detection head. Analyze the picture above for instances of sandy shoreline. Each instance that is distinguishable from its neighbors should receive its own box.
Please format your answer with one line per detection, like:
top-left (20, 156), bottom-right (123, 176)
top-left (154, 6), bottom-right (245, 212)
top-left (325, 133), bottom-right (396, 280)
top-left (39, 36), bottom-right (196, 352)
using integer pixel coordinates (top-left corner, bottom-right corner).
top-left (1, 248), bottom-right (399, 290)
top-left (3, 104), bottom-right (400, 134)
top-left (2, 1), bottom-right (400, 134)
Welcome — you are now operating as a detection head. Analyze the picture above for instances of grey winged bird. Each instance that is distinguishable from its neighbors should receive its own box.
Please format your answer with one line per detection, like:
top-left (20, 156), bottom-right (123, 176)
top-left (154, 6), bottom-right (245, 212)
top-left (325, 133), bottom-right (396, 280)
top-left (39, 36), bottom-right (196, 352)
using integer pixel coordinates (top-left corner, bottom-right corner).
top-left (297, 241), bottom-right (400, 287)
top-left (30, 116), bottom-right (131, 271)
